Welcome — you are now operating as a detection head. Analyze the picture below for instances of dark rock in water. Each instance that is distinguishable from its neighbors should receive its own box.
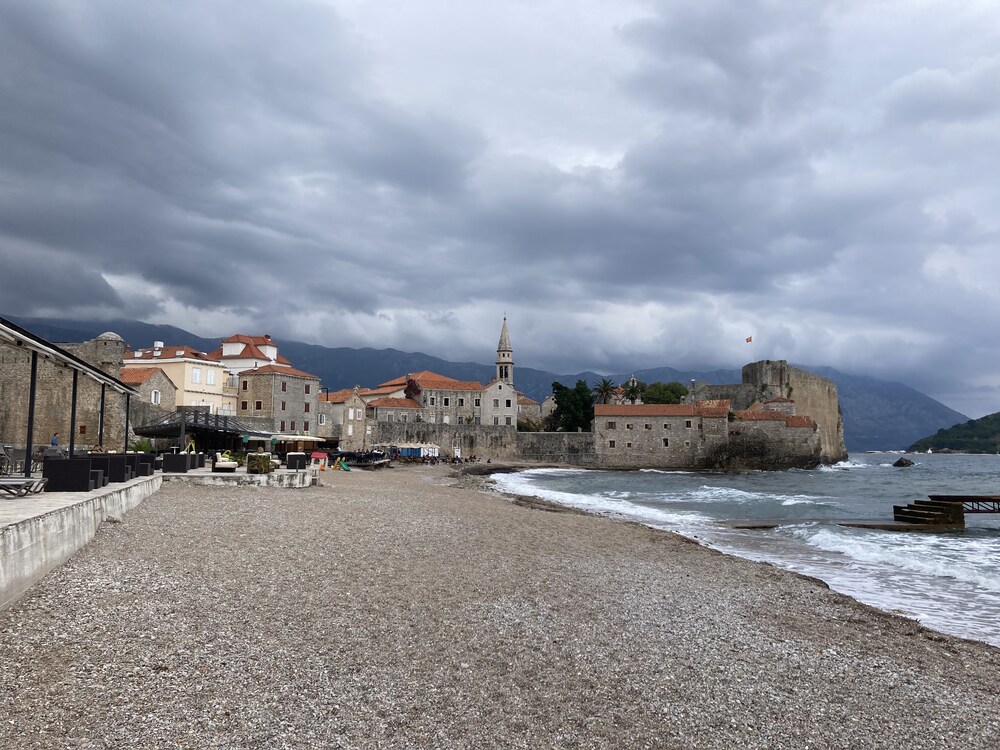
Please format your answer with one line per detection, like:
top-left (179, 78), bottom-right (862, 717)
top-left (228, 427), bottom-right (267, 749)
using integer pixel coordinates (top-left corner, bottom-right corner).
top-left (893, 457), bottom-right (914, 467)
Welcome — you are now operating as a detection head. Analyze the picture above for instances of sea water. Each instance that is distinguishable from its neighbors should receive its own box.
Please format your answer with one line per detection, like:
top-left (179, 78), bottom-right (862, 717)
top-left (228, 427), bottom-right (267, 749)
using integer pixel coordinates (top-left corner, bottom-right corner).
top-left (492, 453), bottom-right (1000, 647)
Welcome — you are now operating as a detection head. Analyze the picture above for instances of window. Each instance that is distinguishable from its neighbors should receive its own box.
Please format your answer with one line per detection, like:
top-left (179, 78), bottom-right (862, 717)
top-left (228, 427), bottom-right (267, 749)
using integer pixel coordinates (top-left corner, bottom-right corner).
top-left (686, 420), bottom-right (693, 428)
top-left (303, 421), bottom-right (309, 431)
top-left (474, 417), bottom-right (481, 425)
top-left (430, 397), bottom-right (436, 406)
top-left (684, 440), bottom-right (691, 447)
top-left (664, 424), bottom-right (670, 430)
top-left (429, 414), bottom-right (436, 423)
top-left (280, 420), bottom-right (286, 431)
top-left (458, 416), bottom-right (464, 425)
top-left (304, 384), bottom-right (311, 394)
top-left (493, 399), bottom-right (499, 408)
top-left (505, 416), bottom-right (512, 425)
top-left (281, 381), bottom-right (287, 392)
top-left (254, 400), bottom-right (263, 410)
top-left (151, 390), bottom-right (161, 405)
top-left (319, 414), bottom-right (327, 426)
top-left (241, 401), bottom-right (248, 410)
top-left (191, 367), bottom-right (201, 384)
top-left (304, 403), bottom-right (310, 413)
top-left (493, 417), bottom-right (499, 425)
top-left (290, 421), bottom-right (296, 431)
top-left (644, 423), bottom-right (652, 430)
top-left (443, 397), bottom-right (450, 407)
top-left (662, 438), bottom-right (669, 447)
top-left (206, 369), bottom-right (216, 386)
top-left (626, 423), bottom-right (633, 430)
top-left (443, 416), bottom-right (450, 424)
top-left (626, 442), bottom-right (632, 448)
top-left (347, 425), bottom-right (354, 436)
top-left (475, 398), bottom-right (481, 407)
top-left (242, 380), bottom-right (248, 391)
top-left (609, 440), bottom-right (615, 448)
top-left (498, 384), bottom-right (503, 390)
top-left (459, 398), bottom-right (465, 407)
top-left (281, 401), bottom-right (286, 411)
top-left (80, 425), bottom-right (87, 435)
top-left (505, 399), bottom-right (512, 408)
top-left (606, 421), bottom-right (616, 429)
top-left (401, 414), bottom-right (408, 423)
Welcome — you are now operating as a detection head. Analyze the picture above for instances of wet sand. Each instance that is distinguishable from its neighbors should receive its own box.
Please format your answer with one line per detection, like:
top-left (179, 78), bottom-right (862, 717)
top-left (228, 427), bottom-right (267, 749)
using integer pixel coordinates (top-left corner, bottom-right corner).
top-left (1, 464), bottom-right (998, 749)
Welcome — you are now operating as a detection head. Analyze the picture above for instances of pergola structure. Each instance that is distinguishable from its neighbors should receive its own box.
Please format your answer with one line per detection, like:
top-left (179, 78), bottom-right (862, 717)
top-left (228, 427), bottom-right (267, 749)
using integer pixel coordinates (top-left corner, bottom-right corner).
top-left (0, 316), bottom-right (139, 478)
top-left (133, 408), bottom-right (272, 452)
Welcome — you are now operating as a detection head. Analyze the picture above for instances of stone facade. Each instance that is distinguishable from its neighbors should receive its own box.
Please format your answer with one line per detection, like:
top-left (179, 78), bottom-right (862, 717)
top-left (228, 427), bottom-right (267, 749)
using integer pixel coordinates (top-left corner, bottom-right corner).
top-left (593, 401), bottom-right (731, 469)
top-left (120, 367), bottom-right (177, 441)
top-left (236, 364), bottom-right (320, 435)
top-left (317, 389), bottom-right (369, 451)
top-left (0, 332), bottom-right (131, 450)
top-left (687, 360), bottom-right (847, 464)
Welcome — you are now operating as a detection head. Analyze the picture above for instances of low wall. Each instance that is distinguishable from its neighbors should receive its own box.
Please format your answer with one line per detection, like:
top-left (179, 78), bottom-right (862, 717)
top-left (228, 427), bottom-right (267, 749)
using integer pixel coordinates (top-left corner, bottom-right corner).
top-left (515, 432), bottom-right (597, 466)
top-left (162, 470), bottom-right (313, 488)
top-left (373, 423), bottom-right (520, 460)
top-left (0, 476), bottom-right (161, 611)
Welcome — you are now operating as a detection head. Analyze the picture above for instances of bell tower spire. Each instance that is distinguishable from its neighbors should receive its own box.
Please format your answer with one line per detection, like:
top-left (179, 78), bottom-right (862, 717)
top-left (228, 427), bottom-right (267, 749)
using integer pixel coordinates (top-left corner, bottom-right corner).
top-left (496, 316), bottom-right (513, 385)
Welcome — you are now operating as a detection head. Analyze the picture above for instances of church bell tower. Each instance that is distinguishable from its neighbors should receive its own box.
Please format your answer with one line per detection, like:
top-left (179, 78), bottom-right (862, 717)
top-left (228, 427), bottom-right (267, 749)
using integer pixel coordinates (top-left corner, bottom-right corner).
top-left (496, 316), bottom-right (513, 386)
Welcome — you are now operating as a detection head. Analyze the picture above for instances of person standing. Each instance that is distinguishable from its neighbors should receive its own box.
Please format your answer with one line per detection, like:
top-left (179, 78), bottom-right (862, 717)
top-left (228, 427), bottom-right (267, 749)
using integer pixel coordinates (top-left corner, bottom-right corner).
top-left (50, 432), bottom-right (59, 447)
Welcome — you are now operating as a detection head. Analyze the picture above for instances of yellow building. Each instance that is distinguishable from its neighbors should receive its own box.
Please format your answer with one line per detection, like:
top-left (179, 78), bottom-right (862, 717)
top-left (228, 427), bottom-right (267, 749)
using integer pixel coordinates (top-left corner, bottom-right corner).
top-left (123, 342), bottom-right (237, 415)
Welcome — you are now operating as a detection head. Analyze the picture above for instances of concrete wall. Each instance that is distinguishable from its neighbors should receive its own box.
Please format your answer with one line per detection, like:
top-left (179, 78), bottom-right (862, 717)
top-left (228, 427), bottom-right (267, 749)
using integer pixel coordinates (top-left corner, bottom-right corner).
top-left (0, 476), bottom-right (161, 611)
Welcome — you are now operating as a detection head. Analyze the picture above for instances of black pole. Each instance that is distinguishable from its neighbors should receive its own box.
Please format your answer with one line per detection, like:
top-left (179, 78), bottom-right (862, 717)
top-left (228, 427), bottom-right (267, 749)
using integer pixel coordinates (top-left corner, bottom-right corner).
top-left (69, 369), bottom-right (79, 458)
top-left (124, 393), bottom-right (131, 452)
top-left (98, 383), bottom-right (107, 448)
top-left (179, 407), bottom-right (186, 452)
top-left (24, 351), bottom-right (39, 477)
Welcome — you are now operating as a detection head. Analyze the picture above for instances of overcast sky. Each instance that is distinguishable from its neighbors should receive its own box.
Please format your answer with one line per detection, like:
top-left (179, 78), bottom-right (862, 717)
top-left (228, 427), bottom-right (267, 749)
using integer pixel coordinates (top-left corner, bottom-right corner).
top-left (1, 1), bottom-right (998, 417)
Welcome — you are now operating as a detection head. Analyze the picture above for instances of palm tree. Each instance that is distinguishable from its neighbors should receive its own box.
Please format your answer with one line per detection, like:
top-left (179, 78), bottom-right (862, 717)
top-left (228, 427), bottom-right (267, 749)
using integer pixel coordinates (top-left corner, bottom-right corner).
top-left (592, 378), bottom-right (616, 405)
top-left (623, 377), bottom-right (644, 405)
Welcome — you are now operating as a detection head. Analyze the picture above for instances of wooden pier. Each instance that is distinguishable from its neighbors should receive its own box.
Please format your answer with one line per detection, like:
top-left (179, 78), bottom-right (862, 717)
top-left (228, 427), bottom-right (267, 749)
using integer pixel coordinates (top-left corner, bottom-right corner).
top-left (892, 494), bottom-right (1000, 529)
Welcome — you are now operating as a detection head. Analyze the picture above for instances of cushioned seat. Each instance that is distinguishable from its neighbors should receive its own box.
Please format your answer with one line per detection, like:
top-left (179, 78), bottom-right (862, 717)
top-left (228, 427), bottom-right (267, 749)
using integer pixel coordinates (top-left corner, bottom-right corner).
top-left (212, 452), bottom-right (239, 472)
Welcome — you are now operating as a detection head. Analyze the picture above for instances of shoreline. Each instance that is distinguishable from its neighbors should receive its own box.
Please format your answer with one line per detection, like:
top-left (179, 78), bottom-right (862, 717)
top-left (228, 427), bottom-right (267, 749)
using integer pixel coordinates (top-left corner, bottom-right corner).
top-left (2, 464), bottom-right (999, 747)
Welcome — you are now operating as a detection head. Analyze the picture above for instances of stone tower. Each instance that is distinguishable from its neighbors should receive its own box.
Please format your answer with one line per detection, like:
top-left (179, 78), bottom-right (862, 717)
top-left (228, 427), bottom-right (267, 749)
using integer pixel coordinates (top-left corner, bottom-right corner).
top-left (496, 316), bottom-right (513, 385)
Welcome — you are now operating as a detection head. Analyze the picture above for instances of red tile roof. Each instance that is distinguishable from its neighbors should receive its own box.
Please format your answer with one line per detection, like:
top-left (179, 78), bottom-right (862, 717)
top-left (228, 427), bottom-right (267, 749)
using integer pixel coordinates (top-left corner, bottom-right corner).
top-left (595, 401), bottom-right (731, 418)
top-left (243, 364), bottom-right (319, 379)
top-left (368, 397), bottom-right (422, 409)
top-left (120, 367), bottom-right (166, 385)
top-left (205, 333), bottom-right (292, 365)
top-left (319, 388), bottom-right (360, 403)
top-left (377, 371), bottom-right (484, 392)
top-left (126, 345), bottom-right (211, 361)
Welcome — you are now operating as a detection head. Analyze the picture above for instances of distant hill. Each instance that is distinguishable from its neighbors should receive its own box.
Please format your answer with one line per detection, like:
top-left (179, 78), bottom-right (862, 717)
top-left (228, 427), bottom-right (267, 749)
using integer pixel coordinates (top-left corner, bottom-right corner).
top-left (4, 314), bottom-right (968, 453)
top-left (908, 413), bottom-right (1000, 454)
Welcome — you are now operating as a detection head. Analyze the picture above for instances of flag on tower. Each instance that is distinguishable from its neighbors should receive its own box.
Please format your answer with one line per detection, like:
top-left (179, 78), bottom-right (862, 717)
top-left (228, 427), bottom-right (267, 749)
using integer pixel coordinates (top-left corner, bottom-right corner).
top-left (745, 336), bottom-right (753, 343)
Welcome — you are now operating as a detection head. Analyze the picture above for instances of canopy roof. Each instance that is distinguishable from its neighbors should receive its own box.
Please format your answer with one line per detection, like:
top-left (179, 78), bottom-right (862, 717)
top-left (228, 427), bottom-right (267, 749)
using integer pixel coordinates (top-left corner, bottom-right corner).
top-left (133, 410), bottom-right (271, 438)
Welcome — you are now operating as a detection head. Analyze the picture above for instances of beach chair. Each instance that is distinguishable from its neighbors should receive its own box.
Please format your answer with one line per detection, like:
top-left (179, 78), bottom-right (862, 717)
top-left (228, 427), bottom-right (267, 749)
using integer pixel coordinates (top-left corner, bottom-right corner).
top-left (0, 477), bottom-right (49, 497)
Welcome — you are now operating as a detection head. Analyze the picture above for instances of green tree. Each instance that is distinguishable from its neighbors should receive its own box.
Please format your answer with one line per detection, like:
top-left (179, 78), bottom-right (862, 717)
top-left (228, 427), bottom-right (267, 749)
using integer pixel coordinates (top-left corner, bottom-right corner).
top-left (622, 379), bottom-right (645, 404)
top-left (551, 380), bottom-right (595, 432)
top-left (643, 381), bottom-right (689, 405)
top-left (592, 377), bottom-right (617, 405)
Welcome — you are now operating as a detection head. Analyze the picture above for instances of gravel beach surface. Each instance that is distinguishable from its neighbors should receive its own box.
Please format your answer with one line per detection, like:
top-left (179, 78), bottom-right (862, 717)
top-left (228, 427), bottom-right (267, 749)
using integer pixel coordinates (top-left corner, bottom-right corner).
top-left (1, 465), bottom-right (999, 749)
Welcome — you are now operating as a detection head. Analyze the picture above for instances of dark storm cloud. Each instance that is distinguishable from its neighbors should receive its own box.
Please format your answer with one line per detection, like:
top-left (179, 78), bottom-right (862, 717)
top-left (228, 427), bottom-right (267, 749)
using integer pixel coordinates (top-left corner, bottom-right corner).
top-left (1, 0), bottom-right (999, 416)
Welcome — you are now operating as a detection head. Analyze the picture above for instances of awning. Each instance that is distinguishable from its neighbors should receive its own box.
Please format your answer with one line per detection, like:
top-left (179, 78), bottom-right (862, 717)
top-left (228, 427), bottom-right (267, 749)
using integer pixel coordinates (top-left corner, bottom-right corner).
top-left (270, 434), bottom-right (326, 443)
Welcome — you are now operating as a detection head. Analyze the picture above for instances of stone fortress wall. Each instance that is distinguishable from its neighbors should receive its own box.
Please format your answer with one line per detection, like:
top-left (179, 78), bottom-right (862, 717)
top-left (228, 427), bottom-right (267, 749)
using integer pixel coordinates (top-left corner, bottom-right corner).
top-left (0, 334), bottom-right (131, 450)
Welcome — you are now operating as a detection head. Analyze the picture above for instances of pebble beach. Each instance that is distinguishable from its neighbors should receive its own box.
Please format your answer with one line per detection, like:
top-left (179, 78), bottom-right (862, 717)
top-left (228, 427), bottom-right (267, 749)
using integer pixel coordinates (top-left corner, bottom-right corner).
top-left (1, 465), bottom-right (999, 749)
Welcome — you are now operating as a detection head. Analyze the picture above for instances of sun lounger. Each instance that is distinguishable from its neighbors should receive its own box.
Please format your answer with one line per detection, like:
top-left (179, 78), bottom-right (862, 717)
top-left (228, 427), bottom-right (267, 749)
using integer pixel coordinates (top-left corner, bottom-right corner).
top-left (0, 477), bottom-right (49, 497)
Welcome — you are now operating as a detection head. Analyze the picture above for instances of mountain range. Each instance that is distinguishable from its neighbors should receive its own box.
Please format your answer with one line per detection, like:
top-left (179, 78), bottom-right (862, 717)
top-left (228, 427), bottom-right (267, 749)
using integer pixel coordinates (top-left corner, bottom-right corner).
top-left (4, 315), bottom-right (969, 453)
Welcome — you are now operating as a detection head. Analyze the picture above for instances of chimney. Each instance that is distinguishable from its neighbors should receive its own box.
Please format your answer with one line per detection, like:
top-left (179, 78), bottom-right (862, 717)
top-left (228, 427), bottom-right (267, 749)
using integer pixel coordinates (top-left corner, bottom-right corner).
top-left (153, 341), bottom-right (164, 357)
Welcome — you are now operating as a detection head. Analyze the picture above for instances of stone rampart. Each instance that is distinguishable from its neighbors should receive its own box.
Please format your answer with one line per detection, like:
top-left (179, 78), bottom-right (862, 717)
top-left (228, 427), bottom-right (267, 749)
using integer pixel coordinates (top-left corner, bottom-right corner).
top-left (515, 432), bottom-right (597, 466)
